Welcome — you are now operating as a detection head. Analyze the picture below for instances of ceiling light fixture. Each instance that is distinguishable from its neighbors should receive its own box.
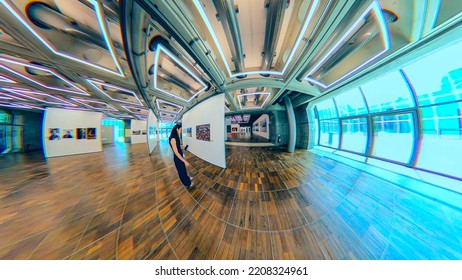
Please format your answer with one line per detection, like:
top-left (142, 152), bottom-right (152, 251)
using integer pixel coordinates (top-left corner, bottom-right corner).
top-left (71, 97), bottom-right (118, 111)
top-left (122, 105), bottom-right (149, 115)
top-left (0, 57), bottom-right (89, 95)
top-left (303, 1), bottom-right (390, 88)
top-left (237, 92), bottom-right (271, 110)
top-left (0, 0), bottom-right (124, 77)
top-left (155, 98), bottom-right (183, 114)
top-left (0, 73), bottom-right (16, 83)
top-left (87, 79), bottom-right (143, 106)
top-left (4, 87), bottom-right (77, 106)
top-left (153, 44), bottom-right (207, 102)
top-left (192, 0), bottom-right (320, 78)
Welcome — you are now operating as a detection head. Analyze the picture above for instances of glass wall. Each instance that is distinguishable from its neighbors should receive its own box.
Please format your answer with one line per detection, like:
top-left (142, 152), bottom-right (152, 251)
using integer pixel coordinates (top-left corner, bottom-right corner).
top-left (310, 38), bottom-right (462, 180)
top-left (0, 110), bottom-right (23, 154)
top-left (102, 119), bottom-right (124, 143)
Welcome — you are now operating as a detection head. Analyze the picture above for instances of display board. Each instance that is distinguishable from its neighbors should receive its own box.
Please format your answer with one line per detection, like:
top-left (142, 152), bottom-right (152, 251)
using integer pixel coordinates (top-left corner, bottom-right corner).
top-left (147, 110), bottom-right (158, 154)
top-left (182, 94), bottom-right (226, 168)
top-left (43, 108), bottom-right (102, 157)
top-left (130, 119), bottom-right (147, 144)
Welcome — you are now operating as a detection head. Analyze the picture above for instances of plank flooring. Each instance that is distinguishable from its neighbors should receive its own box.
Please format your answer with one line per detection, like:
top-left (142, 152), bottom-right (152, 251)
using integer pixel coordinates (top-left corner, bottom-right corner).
top-left (0, 140), bottom-right (462, 259)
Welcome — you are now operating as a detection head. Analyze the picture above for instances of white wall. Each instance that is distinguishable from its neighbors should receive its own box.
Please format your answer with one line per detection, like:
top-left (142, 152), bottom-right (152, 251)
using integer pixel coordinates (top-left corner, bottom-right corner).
top-left (130, 119), bottom-right (147, 144)
top-left (182, 94), bottom-right (226, 168)
top-left (101, 125), bottom-right (114, 144)
top-left (253, 114), bottom-right (270, 139)
top-left (147, 109), bottom-right (158, 154)
top-left (43, 108), bottom-right (102, 158)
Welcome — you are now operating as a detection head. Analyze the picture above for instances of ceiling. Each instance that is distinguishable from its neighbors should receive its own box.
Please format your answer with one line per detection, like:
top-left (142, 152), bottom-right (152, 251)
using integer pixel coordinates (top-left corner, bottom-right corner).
top-left (1, 0), bottom-right (461, 123)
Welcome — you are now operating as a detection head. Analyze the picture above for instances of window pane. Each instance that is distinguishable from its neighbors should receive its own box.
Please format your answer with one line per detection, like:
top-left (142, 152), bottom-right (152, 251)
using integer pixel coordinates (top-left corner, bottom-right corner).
top-left (361, 71), bottom-right (416, 113)
top-left (417, 102), bottom-right (462, 178)
top-left (315, 99), bottom-right (337, 120)
top-left (372, 113), bottom-right (415, 163)
top-left (319, 119), bottom-right (339, 148)
top-left (0, 110), bottom-right (12, 124)
top-left (334, 88), bottom-right (368, 117)
top-left (341, 118), bottom-right (368, 153)
top-left (403, 40), bottom-right (462, 106)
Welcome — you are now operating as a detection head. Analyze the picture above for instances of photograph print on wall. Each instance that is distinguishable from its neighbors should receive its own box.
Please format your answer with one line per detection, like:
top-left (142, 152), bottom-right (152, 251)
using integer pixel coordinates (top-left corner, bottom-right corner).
top-left (49, 128), bottom-right (61, 141)
top-left (196, 124), bottom-right (210, 141)
top-left (87, 128), bottom-right (96, 140)
top-left (62, 129), bottom-right (74, 139)
top-left (76, 128), bottom-right (86, 139)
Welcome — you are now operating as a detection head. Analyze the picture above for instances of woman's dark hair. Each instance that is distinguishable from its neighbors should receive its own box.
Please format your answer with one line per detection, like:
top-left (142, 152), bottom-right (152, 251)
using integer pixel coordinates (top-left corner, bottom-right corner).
top-left (169, 123), bottom-right (182, 140)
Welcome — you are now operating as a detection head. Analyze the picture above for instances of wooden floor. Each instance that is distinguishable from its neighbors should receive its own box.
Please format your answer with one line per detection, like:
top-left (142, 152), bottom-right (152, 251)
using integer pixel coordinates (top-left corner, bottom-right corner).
top-left (1, 140), bottom-right (462, 260)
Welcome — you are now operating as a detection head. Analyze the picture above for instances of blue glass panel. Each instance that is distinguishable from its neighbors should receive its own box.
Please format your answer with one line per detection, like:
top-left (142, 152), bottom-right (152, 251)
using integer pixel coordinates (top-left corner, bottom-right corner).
top-left (319, 119), bottom-right (339, 148)
top-left (361, 71), bottom-right (415, 113)
top-left (403, 40), bottom-right (462, 106)
top-left (341, 118), bottom-right (368, 153)
top-left (417, 102), bottom-right (462, 178)
top-left (372, 113), bottom-right (415, 163)
top-left (315, 99), bottom-right (337, 120)
top-left (334, 88), bottom-right (368, 117)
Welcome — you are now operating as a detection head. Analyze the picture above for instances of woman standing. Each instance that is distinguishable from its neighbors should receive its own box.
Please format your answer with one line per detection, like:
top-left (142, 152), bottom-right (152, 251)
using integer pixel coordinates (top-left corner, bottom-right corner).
top-left (169, 123), bottom-right (194, 188)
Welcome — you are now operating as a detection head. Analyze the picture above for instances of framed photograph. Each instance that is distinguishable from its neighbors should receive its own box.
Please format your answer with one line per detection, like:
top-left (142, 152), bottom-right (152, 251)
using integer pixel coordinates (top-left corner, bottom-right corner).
top-left (132, 130), bottom-right (141, 135)
top-left (76, 128), bottom-right (86, 139)
top-left (196, 124), bottom-right (210, 141)
top-left (87, 127), bottom-right (96, 139)
top-left (186, 127), bottom-right (192, 137)
top-left (261, 119), bottom-right (267, 132)
top-left (49, 128), bottom-right (61, 141)
top-left (62, 129), bottom-right (74, 139)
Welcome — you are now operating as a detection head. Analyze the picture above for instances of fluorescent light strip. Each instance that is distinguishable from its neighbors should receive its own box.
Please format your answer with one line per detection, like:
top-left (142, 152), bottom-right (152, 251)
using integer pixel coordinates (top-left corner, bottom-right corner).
top-left (0, 74), bottom-right (16, 83)
top-left (155, 98), bottom-right (183, 114)
top-left (0, 0), bottom-right (124, 77)
top-left (192, 0), bottom-right (319, 78)
top-left (237, 92), bottom-right (271, 110)
top-left (87, 79), bottom-right (143, 106)
top-left (71, 97), bottom-right (118, 111)
top-left (304, 1), bottom-right (391, 88)
top-left (153, 44), bottom-right (207, 102)
top-left (224, 105), bottom-right (230, 112)
top-left (0, 58), bottom-right (88, 95)
top-left (4, 88), bottom-right (77, 106)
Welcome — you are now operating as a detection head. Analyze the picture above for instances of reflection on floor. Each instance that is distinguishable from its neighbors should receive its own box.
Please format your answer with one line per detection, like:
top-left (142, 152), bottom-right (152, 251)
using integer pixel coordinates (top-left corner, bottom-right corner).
top-left (226, 132), bottom-right (270, 143)
top-left (1, 140), bottom-right (462, 259)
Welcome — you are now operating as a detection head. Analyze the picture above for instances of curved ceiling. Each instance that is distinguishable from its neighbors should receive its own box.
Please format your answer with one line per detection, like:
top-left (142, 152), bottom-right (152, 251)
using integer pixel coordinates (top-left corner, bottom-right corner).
top-left (1, 0), bottom-right (461, 122)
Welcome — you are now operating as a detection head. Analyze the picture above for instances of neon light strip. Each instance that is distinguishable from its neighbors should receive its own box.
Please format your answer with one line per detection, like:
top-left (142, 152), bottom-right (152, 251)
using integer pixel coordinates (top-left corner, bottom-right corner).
top-left (0, 92), bottom-right (26, 100)
top-left (87, 79), bottom-right (143, 106)
top-left (0, 102), bottom-right (30, 109)
top-left (237, 92), bottom-right (271, 110)
top-left (4, 88), bottom-right (77, 106)
top-left (0, 0), bottom-right (124, 77)
top-left (192, 0), bottom-right (320, 78)
top-left (71, 97), bottom-right (118, 111)
top-left (0, 74), bottom-right (16, 83)
top-left (304, 1), bottom-right (391, 88)
top-left (18, 103), bottom-right (45, 110)
top-left (155, 98), bottom-right (183, 114)
top-left (153, 44), bottom-right (207, 102)
top-left (0, 58), bottom-right (89, 95)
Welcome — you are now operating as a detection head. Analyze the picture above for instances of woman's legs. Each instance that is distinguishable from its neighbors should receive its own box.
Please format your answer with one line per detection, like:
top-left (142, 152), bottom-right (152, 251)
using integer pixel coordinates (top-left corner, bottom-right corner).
top-left (174, 156), bottom-right (192, 187)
